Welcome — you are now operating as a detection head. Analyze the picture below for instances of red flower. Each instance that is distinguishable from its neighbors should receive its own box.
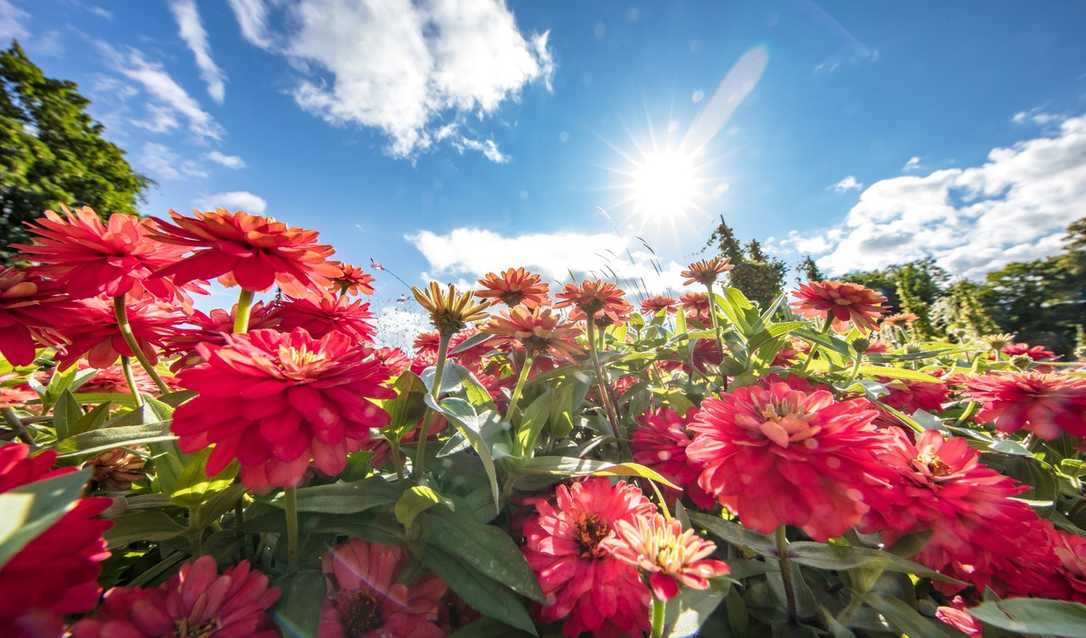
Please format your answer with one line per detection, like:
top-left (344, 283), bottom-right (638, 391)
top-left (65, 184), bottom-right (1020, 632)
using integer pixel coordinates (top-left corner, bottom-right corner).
top-left (686, 379), bottom-right (891, 540)
top-left (163, 301), bottom-right (280, 370)
top-left (555, 280), bottom-right (632, 325)
top-left (791, 280), bottom-right (886, 333)
top-left (1051, 527), bottom-right (1086, 603)
top-left (274, 294), bottom-right (376, 343)
top-left (680, 292), bottom-right (711, 327)
top-left (71, 556), bottom-right (280, 638)
top-left (171, 328), bottom-right (394, 491)
top-left (151, 209), bottom-right (339, 300)
top-left (447, 328), bottom-right (492, 369)
top-left (602, 514), bottom-right (729, 601)
top-left (319, 539), bottom-right (445, 638)
top-left (522, 478), bottom-right (655, 637)
top-left (0, 267), bottom-right (72, 365)
top-left (56, 297), bottom-right (185, 369)
top-left (374, 347), bottom-right (411, 376)
top-left (78, 361), bottom-right (178, 395)
top-left (1002, 342), bottom-right (1056, 361)
top-left (631, 407), bottom-right (714, 509)
top-left (16, 207), bottom-right (198, 303)
top-left (861, 430), bottom-right (1040, 592)
top-left (412, 331), bottom-right (440, 358)
top-left (681, 256), bottom-right (732, 287)
top-left (965, 372), bottom-right (1086, 439)
top-left (0, 384), bottom-right (37, 409)
top-left (483, 305), bottom-right (582, 361)
top-left (935, 596), bottom-right (980, 637)
top-left (876, 377), bottom-right (948, 426)
top-left (330, 261), bottom-right (376, 296)
top-left (640, 295), bottom-right (678, 314)
top-left (476, 267), bottom-right (550, 308)
top-left (0, 445), bottom-right (111, 638)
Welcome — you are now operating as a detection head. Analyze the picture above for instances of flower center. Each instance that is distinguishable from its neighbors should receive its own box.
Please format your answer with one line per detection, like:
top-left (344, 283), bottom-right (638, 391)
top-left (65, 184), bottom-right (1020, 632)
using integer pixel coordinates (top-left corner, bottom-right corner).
top-left (174, 618), bottom-right (219, 638)
top-left (575, 514), bottom-right (612, 558)
top-left (342, 591), bottom-right (384, 636)
top-left (500, 290), bottom-right (525, 306)
top-left (913, 453), bottom-right (952, 478)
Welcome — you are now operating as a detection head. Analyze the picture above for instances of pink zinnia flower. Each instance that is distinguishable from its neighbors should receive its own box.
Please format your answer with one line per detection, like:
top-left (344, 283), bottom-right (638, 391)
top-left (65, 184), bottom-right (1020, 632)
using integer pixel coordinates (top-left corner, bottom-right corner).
top-left (631, 407), bottom-right (715, 509)
top-left (935, 596), bottom-right (981, 637)
top-left (555, 280), bottom-right (632, 325)
top-left (319, 539), bottom-right (445, 638)
top-left (687, 378), bottom-right (892, 540)
top-left (163, 301), bottom-right (280, 370)
top-left (1050, 527), bottom-right (1086, 603)
top-left (274, 294), bottom-right (376, 342)
top-left (475, 267), bottom-right (550, 308)
top-left (965, 372), bottom-right (1086, 439)
top-left (679, 292), bottom-right (711, 327)
top-left (71, 555), bottom-right (280, 638)
top-left (791, 280), bottom-right (886, 333)
top-left (522, 478), bottom-right (655, 637)
top-left (0, 267), bottom-right (72, 365)
top-left (171, 328), bottom-right (394, 491)
top-left (640, 295), bottom-right (678, 314)
top-left (55, 297), bottom-right (185, 369)
top-left (1002, 342), bottom-right (1056, 361)
top-left (602, 514), bottom-right (730, 601)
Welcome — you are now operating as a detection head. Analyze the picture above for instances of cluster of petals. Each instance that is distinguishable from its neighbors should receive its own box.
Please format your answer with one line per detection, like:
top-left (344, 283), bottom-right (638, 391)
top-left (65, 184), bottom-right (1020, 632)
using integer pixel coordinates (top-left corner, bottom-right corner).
top-left (687, 376), bottom-right (893, 540)
top-left (319, 539), bottom-right (446, 638)
top-left (681, 256), bottom-right (733, 287)
top-left (791, 280), bottom-right (886, 333)
top-left (274, 294), bottom-right (376, 342)
top-left (171, 328), bottom-right (393, 491)
top-left (163, 301), bottom-right (279, 369)
top-left (330, 260), bottom-right (375, 296)
top-left (601, 514), bottom-right (729, 601)
top-left (0, 266), bottom-right (71, 365)
top-left (483, 305), bottom-right (582, 361)
top-left (151, 208), bottom-right (339, 300)
top-left (0, 445), bottom-right (111, 638)
top-left (679, 292), bottom-right (711, 327)
top-left (555, 280), bottom-right (632, 325)
top-left (475, 267), bottom-right (550, 308)
top-left (631, 407), bottom-right (714, 509)
top-left (935, 596), bottom-right (981, 637)
top-left (522, 477), bottom-right (655, 637)
top-left (1001, 342), bottom-right (1056, 361)
top-left (1050, 527), bottom-right (1086, 603)
top-left (72, 555), bottom-right (280, 638)
top-left (875, 377), bottom-right (948, 427)
top-left (54, 296), bottom-right (185, 369)
top-left (78, 361), bottom-right (177, 395)
top-left (640, 294), bottom-right (678, 314)
top-left (964, 371), bottom-right (1086, 439)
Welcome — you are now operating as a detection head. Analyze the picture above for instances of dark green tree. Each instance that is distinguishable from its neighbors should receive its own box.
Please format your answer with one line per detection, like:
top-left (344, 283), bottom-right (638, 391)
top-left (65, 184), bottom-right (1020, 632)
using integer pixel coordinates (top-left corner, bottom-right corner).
top-left (796, 255), bottom-right (824, 283)
top-left (1, 41), bottom-right (149, 255)
top-left (703, 216), bottom-right (786, 308)
top-left (894, 259), bottom-right (947, 337)
top-left (841, 268), bottom-right (901, 312)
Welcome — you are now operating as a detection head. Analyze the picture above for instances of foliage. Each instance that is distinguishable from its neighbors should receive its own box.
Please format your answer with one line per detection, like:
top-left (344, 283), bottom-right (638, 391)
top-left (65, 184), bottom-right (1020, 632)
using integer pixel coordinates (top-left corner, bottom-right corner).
top-left (703, 215), bottom-right (787, 308)
top-left (0, 42), bottom-right (149, 257)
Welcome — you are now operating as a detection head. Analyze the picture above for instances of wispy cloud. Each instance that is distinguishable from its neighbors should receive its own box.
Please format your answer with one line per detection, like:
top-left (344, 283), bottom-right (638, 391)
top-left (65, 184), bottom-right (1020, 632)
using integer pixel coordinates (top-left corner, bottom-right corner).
top-left (139, 142), bottom-right (209, 180)
top-left (169, 0), bottom-right (227, 103)
top-left (1011, 107), bottom-right (1065, 127)
top-left (829, 175), bottom-right (863, 192)
top-left (195, 190), bottom-right (266, 213)
top-left (227, 0), bottom-right (274, 50)
top-left (206, 150), bottom-right (246, 169)
top-left (0, 0), bottom-right (28, 41)
top-left (903, 156), bottom-right (921, 171)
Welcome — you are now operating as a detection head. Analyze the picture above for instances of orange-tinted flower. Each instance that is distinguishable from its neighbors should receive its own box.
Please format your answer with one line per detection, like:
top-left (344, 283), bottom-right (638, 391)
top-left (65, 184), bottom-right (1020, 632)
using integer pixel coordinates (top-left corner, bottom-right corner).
top-left (330, 261), bottom-right (376, 296)
top-left (640, 294), bottom-right (678, 314)
top-left (151, 209), bottom-right (339, 299)
top-left (1002, 342), bottom-right (1056, 361)
top-left (681, 256), bottom-right (733, 287)
top-left (791, 280), bottom-right (886, 333)
top-left (71, 556), bottom-right (281, 638)
top-left (412, 282), bottom-right (491, 335)
top-left (0, 445), bottom-right (111, 638)
top-left (0, 267), bottom-right (72, 365)
top-left (687, 378), bottom-right (892, 540)
top-left (555, 279), bottom-right (633, 325)
top-left (319, 539), bottom-right (446, 638)
top-left (171, 328), bottom-right (394, 491)
top-left (476, 267), bottom-right (550, 308)
top-left (16, 207), bottom-right (200, 303)
top-left (882, 312), bottom-right (919, 326)
top-left (603, 514), bottom-right (729, 601)
top-left (964, 372), bottom-right (1086, 439)
top-left (484, 305), bottom-right (582, 361)
top-left (522, 478), bottom-right (655, 637)
top-left (274, 294), bottom-right (376, 343)
top-left (56, 297), bottom-right (185, 369)
top-left (680, 292), bottom-right (711, 327)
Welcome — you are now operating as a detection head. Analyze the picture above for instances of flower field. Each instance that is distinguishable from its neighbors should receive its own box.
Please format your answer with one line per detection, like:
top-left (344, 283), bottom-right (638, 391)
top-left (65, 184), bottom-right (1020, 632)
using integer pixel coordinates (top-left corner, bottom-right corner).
top-left (3, 206), bottom-right (1086, 638)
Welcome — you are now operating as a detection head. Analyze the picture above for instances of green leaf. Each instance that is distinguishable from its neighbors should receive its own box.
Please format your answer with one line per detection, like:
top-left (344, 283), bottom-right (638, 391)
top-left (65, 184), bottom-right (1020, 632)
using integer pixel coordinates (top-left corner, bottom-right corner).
top-left (55, 421), bottom-right (174, 459)
top-left (787, 542), bottom-right (963, 584)
top-left (104, 510), bottom-right (187, 548)
top-left (380, 371), bottom-right (429, 435)
top-left (71, 400), bottom-right (112, 437)
top-left (275, 569), bottom-right (326, 638)
top-left (193, 483), bottom-right (246, 529)
top-left (864, 593), bottom-right (961, 638)
top-left (665, 581), bottom-right (730, 638)
top-left (450, 618), bottom-right (534, 638)
top-left (967, 598), bottom-right (1086, 636)
top-left (515, 388), bottom-right (553, 455)
top-left (451, 331), bottom-right (493, 355)
top-left (857, 365), bottom-right (941, 384)
top-left (0, 468), bottom-right (91, 569)
top-left (507, 456), bottom-right (679, 490)
top-left (421, 509), bottom-right (544, 602)
top-left (170, 448), bottom-right (238, 508)
top-left (271, 476), bottom-right (404, 514)
top-left (689, 512), bottom-right (777, 556)
top-left (414, 544), bottom-right (538, 635)
top-left (425, 396), bottom-right (501, 514)
top-left (52, 389), bottom-right (83, 440)
top-left (395, 485), bottom-right (444, 530)
top-left (794, 328), bottom-right (852, 357)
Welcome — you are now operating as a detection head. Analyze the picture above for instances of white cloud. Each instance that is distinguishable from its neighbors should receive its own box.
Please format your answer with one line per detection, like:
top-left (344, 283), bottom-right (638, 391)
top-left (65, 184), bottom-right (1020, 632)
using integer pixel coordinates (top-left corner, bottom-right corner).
top-left (1012, 108), bottom-right (1065, 127)
top-left (0, 0), bottom-right (28, 41)
top-left (830, 175), bottom-right (863, 192)
top-left (281, 0), bottom-right (553, 159)
top-left (451, 136), bottom-right (508, 163)
top-left (206, 150), bottom-right (246, 169)
top-left (131, 103), bottom-right (181, 134)
top-left (98, 43), bottom-right (223, 141)
top-left (169, 0), bottom-right (227, 103)
top-left (227, 0), bottom-right (273, 50)
top-left (139, 142), bottom-right (209, 180)
top-left (903, 156), bottom-right (921, 171)
top-left (407, 227), bottom-right (690, 294)
top-left (784, 115), bottom-right (1086, 279)
top-left (86, 5), bottom-right (112, 20)
top-left (195, 190), bottom-right (267, 213)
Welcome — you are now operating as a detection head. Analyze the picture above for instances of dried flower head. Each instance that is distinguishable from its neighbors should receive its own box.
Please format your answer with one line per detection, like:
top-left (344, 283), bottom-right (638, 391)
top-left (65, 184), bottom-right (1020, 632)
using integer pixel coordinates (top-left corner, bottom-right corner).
top-left (981, 333), bottom-right (1017, 352)
top-left (412, 282), bottom-right (491, 335)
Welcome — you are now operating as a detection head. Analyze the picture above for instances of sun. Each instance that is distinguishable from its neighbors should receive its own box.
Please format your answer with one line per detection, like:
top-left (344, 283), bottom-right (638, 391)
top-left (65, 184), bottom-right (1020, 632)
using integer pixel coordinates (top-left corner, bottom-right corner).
top-left (629, 149), bottom-right (703, 222)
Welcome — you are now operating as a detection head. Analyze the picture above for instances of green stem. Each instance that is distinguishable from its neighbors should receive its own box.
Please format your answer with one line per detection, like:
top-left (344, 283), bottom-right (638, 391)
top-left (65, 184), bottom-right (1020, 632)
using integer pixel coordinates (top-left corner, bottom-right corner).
top-left (119, 355), bottom-right (144, 407)
top-left (416, 332), bottom-right (451, 482)
top-left (650, 596), bottom-right (666, 638)
top-left (955, 399), bottom-right (979, 425)
top-left (284, 486), bottom-right (299, 568)
top-left (113, 295), bottom-right (171, 395)
top-left (506, 353), bottom-right (535, 421)
top-left (648, 479), bottom-right (672, 520)
top-left (846, 354), bottom-right (863, 385)
top-left (776, 526), bottom-right (798, 625)
top-left (587, 319), bottom-right (627, 454)
top-left (2, 407), bottom-right (36, 447)
top-left (706, 283), bottom-right (728, 388)
top-left (800, 315), bottom-right (834, 373)
top-left (389, 439), bottom-right (405, 479)
top-left (233, 288), bottom-right (255, 333)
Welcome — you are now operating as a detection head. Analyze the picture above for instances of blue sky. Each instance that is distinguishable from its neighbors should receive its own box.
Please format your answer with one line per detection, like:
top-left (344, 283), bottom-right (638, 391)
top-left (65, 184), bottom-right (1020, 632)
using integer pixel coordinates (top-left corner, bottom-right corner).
top-left (4, 0), bottom-right (1086, 313)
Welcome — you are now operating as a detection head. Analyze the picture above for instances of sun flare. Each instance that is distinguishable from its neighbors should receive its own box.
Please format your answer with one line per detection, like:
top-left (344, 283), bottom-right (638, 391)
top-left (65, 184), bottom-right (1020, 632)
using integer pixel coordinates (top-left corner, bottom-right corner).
top-left (613, 143), bottom-right (714, 233)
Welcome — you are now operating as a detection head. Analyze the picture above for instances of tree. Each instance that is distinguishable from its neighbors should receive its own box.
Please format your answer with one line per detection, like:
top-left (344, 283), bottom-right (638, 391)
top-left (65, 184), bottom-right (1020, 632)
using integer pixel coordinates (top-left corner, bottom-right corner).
top-left (796, 255), bottom-right (823, 283)
top-left (703, 215), bottom-right (786, 308)
top-left (1, 41), bottom-right (149, 256)
top-left (841, 268), bottom-right (901, 312)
